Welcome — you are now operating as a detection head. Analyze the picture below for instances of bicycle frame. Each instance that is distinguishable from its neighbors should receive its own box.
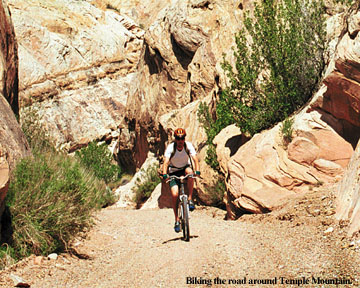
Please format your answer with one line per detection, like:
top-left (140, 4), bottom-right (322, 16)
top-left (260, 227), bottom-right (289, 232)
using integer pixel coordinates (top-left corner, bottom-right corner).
top-left (167, 174), bottom-right (195, 241)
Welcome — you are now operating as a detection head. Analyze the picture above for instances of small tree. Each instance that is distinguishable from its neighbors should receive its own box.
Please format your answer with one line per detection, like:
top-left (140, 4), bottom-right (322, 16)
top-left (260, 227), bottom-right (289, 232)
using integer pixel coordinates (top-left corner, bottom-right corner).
top-left (220, 0), bottom-right (326, 136)
top-left (199, 0), bottom-right (326, 158)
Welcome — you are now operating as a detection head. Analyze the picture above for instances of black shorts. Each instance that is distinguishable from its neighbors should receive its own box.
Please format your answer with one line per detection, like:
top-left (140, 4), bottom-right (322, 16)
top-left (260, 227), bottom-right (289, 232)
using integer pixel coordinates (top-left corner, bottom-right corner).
top-left (169, 165), bottom-right (190, 188)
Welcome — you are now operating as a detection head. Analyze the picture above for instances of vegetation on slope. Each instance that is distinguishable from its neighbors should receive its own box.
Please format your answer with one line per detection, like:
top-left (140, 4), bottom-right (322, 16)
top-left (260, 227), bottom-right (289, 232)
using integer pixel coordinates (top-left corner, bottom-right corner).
top-left (0, 109), bottom-right (120, 266)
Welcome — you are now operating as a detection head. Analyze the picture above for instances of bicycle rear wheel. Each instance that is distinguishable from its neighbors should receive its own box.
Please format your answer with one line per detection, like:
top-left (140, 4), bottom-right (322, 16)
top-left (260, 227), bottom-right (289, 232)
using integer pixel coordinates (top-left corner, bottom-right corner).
top-left (181, 198), bottom-right (190, 241)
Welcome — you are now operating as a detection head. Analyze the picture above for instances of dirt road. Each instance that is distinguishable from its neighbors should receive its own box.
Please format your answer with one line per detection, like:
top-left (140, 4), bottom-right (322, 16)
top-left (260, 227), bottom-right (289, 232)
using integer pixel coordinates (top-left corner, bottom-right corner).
top-left (1, 187), bottom-right (359, 287)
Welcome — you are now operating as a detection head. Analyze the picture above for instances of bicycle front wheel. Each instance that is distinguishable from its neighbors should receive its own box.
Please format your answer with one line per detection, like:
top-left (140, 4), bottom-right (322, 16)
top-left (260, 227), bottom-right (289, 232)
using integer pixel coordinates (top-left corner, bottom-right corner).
top-left (182, 198), bottom-right (190, 241)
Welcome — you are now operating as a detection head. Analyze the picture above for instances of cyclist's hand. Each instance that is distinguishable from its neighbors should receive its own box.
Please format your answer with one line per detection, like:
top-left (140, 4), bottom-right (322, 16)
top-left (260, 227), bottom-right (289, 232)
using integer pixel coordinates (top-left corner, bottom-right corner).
top-left (195, 171), bottom-right (201, 176)
top-left (163, 174), bottom-right (169, 180)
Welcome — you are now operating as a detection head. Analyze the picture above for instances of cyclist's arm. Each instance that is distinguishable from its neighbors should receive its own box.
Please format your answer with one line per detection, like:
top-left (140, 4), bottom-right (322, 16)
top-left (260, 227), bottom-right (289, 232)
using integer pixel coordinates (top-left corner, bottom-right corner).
top-left (191, 154), bottom-right (200, 173)
top-left (162, 157), bottom-right (170, 175)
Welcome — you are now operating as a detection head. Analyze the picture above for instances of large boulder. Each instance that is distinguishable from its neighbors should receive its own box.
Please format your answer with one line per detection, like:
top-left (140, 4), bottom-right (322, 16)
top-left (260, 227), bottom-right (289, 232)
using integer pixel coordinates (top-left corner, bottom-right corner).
top-left (8, 0), bottom-right (144, 152)
top-left (226, 111), bottom-right (354, 218)
top-left (0, 96), bottom-right (30, 170)
top-left (114, 152), bottom-right (159, 207)
top-left (213, 124), bottom-right (246, 175)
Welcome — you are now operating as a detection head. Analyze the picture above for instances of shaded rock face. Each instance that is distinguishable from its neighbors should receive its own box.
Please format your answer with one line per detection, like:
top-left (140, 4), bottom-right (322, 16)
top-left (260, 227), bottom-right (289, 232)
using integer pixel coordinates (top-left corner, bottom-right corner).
top-left (9, 0), bottom-right (144, 152)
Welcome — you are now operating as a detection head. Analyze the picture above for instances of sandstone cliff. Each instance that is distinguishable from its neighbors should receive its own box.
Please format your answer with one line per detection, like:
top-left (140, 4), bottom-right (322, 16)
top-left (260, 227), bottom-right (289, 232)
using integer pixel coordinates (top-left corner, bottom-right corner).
top-left (8, 0), bottom-right (144, 154)
top-left (120, 0), bottom-right (246, 168)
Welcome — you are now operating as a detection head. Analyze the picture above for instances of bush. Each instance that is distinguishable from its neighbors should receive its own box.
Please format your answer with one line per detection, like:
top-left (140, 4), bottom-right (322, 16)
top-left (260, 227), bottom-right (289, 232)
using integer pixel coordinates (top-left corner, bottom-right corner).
top-left (197, 102), bottom-right (221, 171)
top-left (5, 152), bottom-right (115, 260)
top-left (133, 165), bottom-right (161, 208)
top-left (75, 141), bottom-right (122, 184)
top-left (1, 108), bottom-right (117, 262)
top-left (20, 107), bottom-right (53, 153)
top-left (221, 0), bottom-right (325, 136)
top-left (281, 117), bottom-right (294, 146)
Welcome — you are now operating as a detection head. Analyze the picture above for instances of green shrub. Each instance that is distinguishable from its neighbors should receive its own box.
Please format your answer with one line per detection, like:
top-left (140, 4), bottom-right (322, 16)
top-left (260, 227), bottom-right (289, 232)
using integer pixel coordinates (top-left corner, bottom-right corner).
top-left (75, 141), bottom-right (122, 184)
top-left (281, 117), bottom-right (294, 146)
top-left (199, 0), bottom-right (326, 166)
top-left (197, 102), bottom-right (221, 171)
top-left (221, 0), bottom-right (325, 136)
top-left (133, 165), bottom-right (161, 208)
top-left (1, 108), bottom-right (117, 262)
top-left (20, 107), bottom-right (53, 153)
top-left (5, 152), bottom-right (115, 260)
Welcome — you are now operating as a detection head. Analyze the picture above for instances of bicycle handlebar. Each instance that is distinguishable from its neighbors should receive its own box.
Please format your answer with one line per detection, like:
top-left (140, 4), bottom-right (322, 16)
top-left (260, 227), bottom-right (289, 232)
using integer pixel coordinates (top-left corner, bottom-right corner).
top-left (166, 174), bottom-right (197, 183)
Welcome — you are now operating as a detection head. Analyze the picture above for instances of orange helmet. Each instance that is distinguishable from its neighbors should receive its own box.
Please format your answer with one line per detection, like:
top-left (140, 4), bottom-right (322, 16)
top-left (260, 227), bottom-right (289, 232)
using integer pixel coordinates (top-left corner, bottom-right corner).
top-left (174, 128), bottom-right (186, 138)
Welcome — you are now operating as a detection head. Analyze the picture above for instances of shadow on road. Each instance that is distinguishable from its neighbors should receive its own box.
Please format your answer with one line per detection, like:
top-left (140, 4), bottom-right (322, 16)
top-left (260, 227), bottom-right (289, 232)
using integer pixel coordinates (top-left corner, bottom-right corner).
top-left (162, 235), bottom-right (199, 244)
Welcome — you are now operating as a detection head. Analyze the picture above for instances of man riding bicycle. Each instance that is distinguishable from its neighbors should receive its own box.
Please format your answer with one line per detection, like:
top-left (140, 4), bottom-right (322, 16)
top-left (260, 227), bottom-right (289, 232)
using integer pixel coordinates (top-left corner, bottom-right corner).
top-left (162, 128), bottom-right (200, 233)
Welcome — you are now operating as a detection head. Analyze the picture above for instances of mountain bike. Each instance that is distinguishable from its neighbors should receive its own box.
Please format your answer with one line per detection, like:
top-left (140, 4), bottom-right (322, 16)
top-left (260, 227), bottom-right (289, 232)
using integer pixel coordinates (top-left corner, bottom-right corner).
top-left (167, 174), bottom-right (195, 242)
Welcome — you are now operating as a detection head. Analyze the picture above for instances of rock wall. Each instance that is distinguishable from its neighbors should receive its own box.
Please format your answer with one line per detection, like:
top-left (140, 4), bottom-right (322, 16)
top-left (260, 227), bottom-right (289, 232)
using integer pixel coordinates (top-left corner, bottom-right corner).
top-left (122, 0), bottom-right (246, 168)
top-left (8, 0), bottom-right (144, 153)
top-left (89, 0), bottom-right (171, 29)
top-left (336, 139), bottom-right (360, 237)
top-left (311, 4), bottom-right (360, 148)
top-left (332, 2), bottom-right (360, 237)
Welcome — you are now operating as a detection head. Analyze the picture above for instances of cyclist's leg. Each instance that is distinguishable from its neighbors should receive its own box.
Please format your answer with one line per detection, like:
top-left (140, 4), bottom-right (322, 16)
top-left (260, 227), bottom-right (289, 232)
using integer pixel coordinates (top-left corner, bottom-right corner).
top-left (185, 167), bottom-right (196, 211)
top-left (169, 178), bottom-right (180, 222)
top-left (185, 166), bottom-right (194, 201)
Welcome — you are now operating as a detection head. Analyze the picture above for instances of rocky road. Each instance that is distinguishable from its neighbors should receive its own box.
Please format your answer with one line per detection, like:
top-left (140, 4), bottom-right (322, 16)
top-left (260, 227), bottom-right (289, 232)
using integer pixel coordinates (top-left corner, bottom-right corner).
top-left (1, 187), bottom-right (359, 288)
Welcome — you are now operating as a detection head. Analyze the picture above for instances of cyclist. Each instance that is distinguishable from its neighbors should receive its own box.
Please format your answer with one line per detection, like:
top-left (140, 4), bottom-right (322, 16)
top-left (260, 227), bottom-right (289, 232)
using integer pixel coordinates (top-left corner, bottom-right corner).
top-left (162, 128), bottom-right (200, 233)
